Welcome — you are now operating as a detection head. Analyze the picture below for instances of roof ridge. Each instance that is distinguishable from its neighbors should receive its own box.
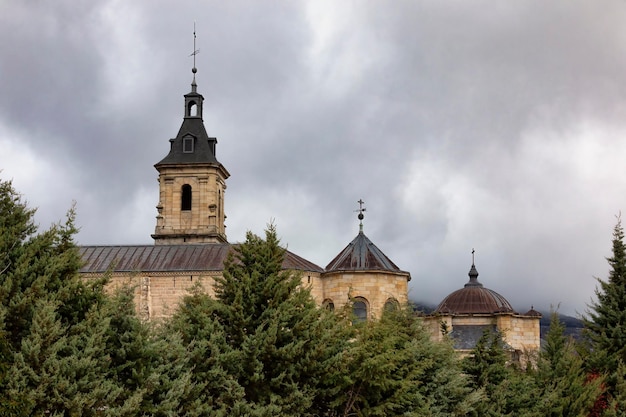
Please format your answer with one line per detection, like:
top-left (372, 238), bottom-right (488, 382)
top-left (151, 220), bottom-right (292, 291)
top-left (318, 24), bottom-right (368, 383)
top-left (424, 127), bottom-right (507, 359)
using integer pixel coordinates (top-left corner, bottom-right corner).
top-left (325, 231), bottom-right (403, 272)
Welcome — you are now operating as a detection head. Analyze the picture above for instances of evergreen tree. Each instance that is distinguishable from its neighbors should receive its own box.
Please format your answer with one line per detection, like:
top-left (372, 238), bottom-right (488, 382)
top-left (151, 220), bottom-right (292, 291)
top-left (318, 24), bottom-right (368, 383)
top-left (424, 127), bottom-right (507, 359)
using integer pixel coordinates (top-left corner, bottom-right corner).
top-left (534, 311), bottom-right (602, 416)
top-left (4, 279), bottom-right (198, 416)
top-left (0, 178), bottom-right (199, 415)
top-left (170, 225), bottom-right (351, 416)
top-left (602, 360), bottom-right (626, 417)
top-left (584, 216), bottom-right (626, 402)
top-left (170, 225), bottom-right (485, 416)
top-left (0, 178), bottom-right (115, 415)
top-left (163, 286), bottom-right (246, 416)
top-left (463, 330), bottom-right (537, 416)
top-left (0, 180), bottom-right (106, 350)
top-left (463, 329), bottom-right (509, 391)
top-left (101, 284), bottom-right (198, 416)
top-left (5, 297), bottom-right (119, 415)
top-left (336, 306), bottom-right (477, 417)
top-left (217, 226), bottom-right (352, 416)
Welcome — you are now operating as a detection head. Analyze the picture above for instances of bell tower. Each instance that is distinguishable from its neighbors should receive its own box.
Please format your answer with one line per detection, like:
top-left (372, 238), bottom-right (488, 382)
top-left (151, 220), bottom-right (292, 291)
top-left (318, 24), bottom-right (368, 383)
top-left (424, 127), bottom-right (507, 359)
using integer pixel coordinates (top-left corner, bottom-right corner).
top-left (152, 33), bottom-right (229, 244)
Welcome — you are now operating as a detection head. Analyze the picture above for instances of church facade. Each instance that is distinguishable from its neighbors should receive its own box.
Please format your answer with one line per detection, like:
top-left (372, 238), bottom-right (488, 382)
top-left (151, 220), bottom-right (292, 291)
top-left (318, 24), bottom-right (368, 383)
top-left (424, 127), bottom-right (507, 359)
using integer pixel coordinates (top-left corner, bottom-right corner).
top-left (79, 69), bottom-right (408, 321)
top-left (78, 69), bottom-right (539, 356)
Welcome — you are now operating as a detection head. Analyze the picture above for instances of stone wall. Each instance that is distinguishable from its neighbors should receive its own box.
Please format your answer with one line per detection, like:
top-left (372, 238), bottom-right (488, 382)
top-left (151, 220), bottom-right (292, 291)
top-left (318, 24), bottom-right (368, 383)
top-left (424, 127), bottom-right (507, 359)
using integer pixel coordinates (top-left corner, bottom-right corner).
top-left (320, 271), bottom-right (409, 318)
top-left (154, 164), bottom-right (228, 244)
top-left (501, 315), bottom-right (541, 352)
top-left (300, 271), bottom-right (324, 303)
top-left (85, 269), bottom-right (326, 320)
top-left (83, 268), bottom-right (408, 321)
top-left (423, 313), bottom-right (541, 356)
top-left (85, 272), bottom-right (219, 319)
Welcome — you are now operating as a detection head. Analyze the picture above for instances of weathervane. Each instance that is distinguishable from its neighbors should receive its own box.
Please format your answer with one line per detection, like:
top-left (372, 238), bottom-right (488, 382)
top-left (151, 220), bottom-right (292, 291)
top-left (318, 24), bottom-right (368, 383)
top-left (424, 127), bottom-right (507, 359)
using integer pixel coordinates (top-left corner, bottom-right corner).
top-left (471, 248), bottom-right (475, 265)
top-left (355, 199), bottom-right (366, 232)
top-left (190, 22), bottom-right (200, 90)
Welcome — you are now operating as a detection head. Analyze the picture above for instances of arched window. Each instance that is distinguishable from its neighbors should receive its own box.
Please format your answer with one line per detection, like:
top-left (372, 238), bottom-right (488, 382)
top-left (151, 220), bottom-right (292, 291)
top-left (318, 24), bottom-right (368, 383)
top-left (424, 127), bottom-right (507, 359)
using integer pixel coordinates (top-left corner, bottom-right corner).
top-left (384, 298), bottom-right (399, 314)
top-left (187, 101), bottom-right (198, 117)
top-left (181, 184), bottom-right (192, 211)
top-left (352, 297), bottom-right (368, 323)
top-left (322, 299), bottom-right (335, 311)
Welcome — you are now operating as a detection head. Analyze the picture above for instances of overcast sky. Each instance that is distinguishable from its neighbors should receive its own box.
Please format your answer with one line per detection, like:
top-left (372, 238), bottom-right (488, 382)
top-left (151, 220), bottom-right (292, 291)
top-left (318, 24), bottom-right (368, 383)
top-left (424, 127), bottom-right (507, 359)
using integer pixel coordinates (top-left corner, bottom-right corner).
top-left (2, 1), bottom-right (626, 316)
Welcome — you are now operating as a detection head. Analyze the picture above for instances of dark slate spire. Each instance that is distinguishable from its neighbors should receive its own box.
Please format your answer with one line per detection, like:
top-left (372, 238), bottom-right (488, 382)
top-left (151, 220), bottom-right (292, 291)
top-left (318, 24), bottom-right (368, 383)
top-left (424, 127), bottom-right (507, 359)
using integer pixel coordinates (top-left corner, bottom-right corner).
top-left (155, 27), bottom-right (223, 168)
top-left (325, 200), bottom-right (407, 273)
top-left (325, 232), bottom-right (403, 272)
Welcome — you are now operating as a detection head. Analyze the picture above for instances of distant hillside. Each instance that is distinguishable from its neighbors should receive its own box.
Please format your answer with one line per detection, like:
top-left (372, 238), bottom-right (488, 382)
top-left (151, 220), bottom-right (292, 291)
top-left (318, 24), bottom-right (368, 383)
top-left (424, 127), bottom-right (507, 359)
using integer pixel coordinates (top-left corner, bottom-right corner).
top-left (411, 301), bottom-right (437, 314)
top-left (539, 311), bottom-right (583, 340)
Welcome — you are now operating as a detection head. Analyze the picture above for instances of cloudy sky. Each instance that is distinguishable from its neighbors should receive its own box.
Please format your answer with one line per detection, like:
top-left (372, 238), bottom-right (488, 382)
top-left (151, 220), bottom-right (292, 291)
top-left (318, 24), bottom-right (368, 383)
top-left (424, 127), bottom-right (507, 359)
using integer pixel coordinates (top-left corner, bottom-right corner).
top-left (2, 1), bottom-right (626, 316)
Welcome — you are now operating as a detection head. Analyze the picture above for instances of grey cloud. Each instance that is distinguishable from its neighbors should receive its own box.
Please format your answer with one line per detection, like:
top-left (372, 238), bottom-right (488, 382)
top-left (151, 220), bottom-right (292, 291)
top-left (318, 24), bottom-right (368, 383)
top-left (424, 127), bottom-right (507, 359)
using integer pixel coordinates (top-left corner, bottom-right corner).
top-left (2, 1), bottom-right (626, 315)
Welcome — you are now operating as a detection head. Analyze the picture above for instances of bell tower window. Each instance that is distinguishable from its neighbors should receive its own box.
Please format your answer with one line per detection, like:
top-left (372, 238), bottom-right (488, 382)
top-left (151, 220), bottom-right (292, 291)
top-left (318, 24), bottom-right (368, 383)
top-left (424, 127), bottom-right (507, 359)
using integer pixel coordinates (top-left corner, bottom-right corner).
top-left (181, 184), bottom-right (192, 211)
top-left (187, 100), bottom-right (199, 117)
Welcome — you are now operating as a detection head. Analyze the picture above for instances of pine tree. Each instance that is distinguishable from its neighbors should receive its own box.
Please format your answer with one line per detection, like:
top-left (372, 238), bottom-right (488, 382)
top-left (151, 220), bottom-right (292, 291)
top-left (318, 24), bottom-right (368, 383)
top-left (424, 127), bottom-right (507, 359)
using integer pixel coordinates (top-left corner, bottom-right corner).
top-left (217, 226), bottom-right (352, 415)
top-left (463, 329), bottom-right (509, 391)
top-left (584, 215), bottom-right (626, 402)
top-left (602, 360), bottom-right (626, 417)
top-left (0, 180), bottom-right (106, 350)
top-left (166, 286), bottom-right (248, 416)
top-left (5, 297), bottom-right (120, 415)
top-left (462, 330), bottom-right (538, 416)
top-left (170, 225), bottom-right (351, 416)
top-left (337, 306), bottom-right (477, 417)
top-left (101, 284), bottom-right (199, 416)
top-left (533, 311), bottom-right (602, 416)
top-left (0, 178), bottom-right (114, 415)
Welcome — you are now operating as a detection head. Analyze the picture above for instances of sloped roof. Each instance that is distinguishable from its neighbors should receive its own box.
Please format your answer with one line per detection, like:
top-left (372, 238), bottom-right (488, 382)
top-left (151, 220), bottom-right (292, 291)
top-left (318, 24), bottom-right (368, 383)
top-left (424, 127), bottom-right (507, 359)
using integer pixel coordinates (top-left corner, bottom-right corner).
top-left (325, 231), bottom-right (407, 273)
top-left (79, 244), bottom-right (323, 274)
top-left (154, 86), bottom-right (226, 170)
top-left (155, 117), bottom-right (221, 166)
top-left (524, 307), bottom-right (542, 317)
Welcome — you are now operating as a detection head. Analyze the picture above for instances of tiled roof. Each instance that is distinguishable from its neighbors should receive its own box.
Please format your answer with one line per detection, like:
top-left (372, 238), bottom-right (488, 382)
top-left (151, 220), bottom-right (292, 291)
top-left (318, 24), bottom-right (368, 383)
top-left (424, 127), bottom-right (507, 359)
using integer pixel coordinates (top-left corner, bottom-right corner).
top-left (325, 231), bottom-right (406, 273)
top-left (79, 244), bottom-right (323, 274)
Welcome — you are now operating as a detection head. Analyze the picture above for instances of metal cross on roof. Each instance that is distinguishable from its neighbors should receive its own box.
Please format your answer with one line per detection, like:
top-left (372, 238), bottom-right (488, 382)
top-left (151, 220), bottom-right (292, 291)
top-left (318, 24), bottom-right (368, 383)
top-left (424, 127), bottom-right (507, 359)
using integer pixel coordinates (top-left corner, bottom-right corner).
top-left (355, 199), bottom-right (366, 232)
top-left (190, 22), bottom-right (200, 67)
top-left (189, 22), bottom-right (200, 90)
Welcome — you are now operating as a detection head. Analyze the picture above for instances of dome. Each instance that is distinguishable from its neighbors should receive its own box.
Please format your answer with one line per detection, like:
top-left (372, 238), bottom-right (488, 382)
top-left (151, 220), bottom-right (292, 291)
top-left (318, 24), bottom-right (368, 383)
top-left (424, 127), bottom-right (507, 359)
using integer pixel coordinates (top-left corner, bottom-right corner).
top-left (434, 263), bottom-right (516, 315)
